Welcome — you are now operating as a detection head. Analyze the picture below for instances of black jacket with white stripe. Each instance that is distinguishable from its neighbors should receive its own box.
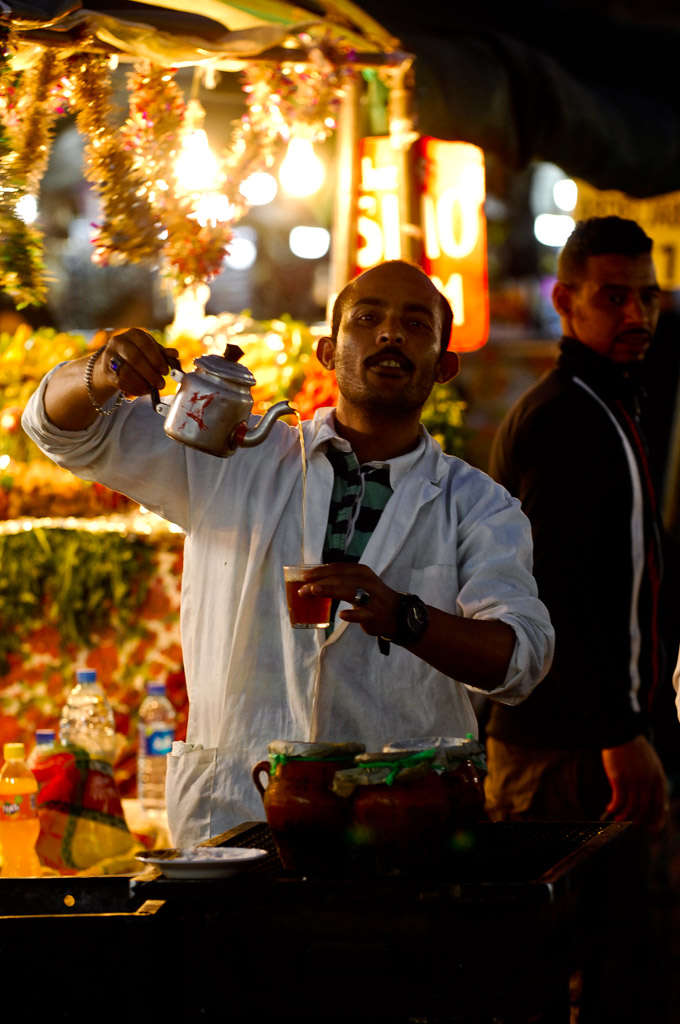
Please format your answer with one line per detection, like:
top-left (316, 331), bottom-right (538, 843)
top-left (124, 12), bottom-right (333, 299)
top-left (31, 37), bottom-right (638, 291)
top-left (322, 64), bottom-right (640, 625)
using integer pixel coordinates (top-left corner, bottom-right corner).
top-left (486, 336), bottom-right (664, 750)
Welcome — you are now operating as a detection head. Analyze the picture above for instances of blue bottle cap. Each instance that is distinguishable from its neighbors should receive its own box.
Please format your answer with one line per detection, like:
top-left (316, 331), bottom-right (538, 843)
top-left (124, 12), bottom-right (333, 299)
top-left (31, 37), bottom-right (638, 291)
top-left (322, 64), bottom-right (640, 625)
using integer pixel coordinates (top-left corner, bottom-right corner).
top-left (35, 729), bottom-right (56, 744)
top-left (76, 669), bottom-right (97, 684)
top-left (146, 681), bottom-right (166, 696)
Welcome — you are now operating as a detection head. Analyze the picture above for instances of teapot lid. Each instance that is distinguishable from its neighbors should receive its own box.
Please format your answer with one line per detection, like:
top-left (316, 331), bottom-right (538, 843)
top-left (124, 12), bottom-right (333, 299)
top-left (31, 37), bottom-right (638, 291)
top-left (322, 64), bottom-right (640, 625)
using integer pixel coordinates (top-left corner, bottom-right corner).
top-left (194, 345), bottom-right (256, 387)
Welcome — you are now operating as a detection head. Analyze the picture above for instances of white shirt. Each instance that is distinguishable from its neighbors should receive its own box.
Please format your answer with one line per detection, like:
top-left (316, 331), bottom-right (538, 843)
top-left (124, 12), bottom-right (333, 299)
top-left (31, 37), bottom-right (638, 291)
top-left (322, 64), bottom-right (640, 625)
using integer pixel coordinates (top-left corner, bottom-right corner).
top-left (23, 379), bottom-right (554, 845)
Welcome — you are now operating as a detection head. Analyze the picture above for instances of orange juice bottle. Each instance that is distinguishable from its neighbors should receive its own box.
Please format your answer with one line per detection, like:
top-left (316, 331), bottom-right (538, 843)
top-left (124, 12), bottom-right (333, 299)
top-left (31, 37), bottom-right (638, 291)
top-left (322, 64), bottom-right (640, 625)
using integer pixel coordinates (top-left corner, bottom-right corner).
top-left (0, 742), bottom-right (41, 877)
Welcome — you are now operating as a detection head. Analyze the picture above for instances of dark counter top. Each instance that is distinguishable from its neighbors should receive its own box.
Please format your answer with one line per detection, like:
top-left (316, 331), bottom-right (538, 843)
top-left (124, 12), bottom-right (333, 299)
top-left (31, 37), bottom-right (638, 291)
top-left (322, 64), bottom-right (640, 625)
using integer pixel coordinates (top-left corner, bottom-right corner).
top-left (130, 818), bottom-right (631, 906)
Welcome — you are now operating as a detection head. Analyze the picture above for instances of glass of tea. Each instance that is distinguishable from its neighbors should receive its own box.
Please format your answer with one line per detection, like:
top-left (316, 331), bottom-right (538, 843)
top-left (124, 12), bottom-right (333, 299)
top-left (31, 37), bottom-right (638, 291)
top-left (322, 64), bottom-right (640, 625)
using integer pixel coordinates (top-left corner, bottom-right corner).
top-left (283, 565), bottom-right (332, 629)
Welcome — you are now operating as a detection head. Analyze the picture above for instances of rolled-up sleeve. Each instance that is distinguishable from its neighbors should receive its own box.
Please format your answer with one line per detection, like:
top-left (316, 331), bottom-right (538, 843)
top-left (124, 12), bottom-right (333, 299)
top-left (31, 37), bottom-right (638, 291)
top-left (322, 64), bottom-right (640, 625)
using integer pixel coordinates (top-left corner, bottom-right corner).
top-left (21, 367), bottom-right (192, 529)
top-left (455, 484), bottom-right (555, 705)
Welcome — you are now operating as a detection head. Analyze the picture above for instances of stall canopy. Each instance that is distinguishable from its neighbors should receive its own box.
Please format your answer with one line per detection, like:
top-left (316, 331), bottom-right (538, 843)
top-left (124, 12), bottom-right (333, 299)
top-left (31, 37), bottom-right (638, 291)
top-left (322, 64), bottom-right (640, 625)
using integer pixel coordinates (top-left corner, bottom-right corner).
top-left (6, 0), bottom-right (678, 199)
top-left (2, 0), bottom-right (399, 64)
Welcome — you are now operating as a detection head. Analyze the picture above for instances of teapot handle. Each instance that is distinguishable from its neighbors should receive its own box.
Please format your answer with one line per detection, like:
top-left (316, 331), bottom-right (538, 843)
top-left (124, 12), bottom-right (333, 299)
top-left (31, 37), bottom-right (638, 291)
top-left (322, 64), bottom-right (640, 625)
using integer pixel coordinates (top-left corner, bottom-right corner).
top-left (149, 354), bottom-right (184, 413)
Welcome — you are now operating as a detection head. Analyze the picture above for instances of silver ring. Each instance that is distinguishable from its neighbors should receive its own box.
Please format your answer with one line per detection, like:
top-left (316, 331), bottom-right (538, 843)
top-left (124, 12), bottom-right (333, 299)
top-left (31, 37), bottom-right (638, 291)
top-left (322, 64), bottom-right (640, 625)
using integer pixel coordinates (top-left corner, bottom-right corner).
top-left (109, 356), bottom-right (123, 374)
top-left (353, 587), bottom-right (370, 607)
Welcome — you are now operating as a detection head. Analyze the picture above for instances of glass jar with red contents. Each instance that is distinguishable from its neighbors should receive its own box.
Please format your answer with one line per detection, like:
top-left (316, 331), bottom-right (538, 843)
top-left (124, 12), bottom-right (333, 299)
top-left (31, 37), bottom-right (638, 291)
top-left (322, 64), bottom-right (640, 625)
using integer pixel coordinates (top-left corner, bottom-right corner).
top-left (252, 740), bottom-right (365, 874)
top-left (383, 735), bottom-right (488, 826)
top-left (332, 749), bottom-right (453, 874)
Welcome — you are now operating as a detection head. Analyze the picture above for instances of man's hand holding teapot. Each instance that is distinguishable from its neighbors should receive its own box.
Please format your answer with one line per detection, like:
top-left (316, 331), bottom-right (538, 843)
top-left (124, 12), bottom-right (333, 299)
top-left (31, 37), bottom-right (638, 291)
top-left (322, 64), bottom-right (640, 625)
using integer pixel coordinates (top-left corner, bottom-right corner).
top-left (97, 327), bottom-right (178, 397)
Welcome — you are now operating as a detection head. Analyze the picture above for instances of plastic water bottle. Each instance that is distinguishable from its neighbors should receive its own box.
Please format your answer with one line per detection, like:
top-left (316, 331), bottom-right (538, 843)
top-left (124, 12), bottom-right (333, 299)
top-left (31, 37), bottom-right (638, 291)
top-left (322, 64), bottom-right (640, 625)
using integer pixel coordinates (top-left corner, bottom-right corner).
top-left (58, 668), bottom-right (117, 764)
top-left (26, 729), bottom-right (57, 770)
top-left (0, 742), bottom-right (41, 877)
top-left (27, 728), bottom-right (59, 796)
top-left (137, 681), bottom-right (176, 811)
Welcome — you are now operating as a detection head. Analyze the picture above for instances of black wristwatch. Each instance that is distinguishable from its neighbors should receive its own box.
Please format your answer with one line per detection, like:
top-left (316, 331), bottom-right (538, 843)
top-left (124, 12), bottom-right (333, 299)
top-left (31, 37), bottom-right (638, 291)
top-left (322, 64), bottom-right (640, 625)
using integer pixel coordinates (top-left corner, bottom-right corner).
top-left (388, 593), bottom-right (430, 648)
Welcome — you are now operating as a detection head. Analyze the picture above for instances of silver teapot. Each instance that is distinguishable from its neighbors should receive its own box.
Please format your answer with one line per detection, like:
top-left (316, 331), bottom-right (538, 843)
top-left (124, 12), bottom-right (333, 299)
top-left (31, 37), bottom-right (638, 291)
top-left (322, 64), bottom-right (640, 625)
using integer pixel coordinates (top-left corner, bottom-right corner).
top-left (151, 344), bottom-right (295, 458)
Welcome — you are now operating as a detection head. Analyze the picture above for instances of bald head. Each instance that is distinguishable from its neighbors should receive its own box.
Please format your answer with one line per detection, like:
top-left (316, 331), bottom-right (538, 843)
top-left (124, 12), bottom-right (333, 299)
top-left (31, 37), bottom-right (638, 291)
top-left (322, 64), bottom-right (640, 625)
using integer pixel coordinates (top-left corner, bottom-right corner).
top-left (331, 261), bottom-right (453, 353)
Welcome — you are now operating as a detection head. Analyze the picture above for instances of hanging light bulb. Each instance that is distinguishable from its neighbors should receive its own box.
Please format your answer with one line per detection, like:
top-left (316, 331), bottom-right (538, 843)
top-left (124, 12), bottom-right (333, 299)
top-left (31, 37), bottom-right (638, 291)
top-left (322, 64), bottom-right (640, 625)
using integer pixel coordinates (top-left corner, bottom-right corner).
top-left (175, 100), bottom-right (220, 194)
top-left (194, 193), bottom-right (234, 228)
top-left (289, 226), bottom-right (330, 260)
top-left (175, 128), bottom-right (219, 193)
top-left (240, 171), bottom-right (278, 206)
top-left (279, 137), bottom-right (325, 198)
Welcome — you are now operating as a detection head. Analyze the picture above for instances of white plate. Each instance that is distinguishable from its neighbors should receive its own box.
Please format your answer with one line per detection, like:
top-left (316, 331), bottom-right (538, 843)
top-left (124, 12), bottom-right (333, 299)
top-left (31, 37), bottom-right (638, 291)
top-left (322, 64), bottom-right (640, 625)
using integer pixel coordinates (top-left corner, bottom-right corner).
top-left (135, 846), bottom-right (268, 879)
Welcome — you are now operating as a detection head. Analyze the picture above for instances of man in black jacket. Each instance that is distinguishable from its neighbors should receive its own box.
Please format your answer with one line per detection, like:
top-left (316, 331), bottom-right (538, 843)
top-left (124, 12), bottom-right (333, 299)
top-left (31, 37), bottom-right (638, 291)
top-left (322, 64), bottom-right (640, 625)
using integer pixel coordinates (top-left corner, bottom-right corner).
top-left (485, 216), bottom-right (670, 1022)
top-left (486, 215), bottom-right (668, 830)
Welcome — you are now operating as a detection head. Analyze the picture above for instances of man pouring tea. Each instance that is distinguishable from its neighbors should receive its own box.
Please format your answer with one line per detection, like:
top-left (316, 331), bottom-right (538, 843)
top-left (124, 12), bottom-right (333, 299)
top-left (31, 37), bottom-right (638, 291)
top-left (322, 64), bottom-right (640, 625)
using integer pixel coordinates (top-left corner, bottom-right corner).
top-left (22, 259), bottom-right (554, 846)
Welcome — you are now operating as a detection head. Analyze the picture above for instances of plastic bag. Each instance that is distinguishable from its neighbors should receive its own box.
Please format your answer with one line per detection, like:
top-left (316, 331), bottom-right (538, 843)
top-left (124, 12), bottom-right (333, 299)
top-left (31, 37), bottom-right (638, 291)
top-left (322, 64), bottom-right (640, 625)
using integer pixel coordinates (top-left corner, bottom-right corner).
top-left (34, 745), bottom-right (138, 874)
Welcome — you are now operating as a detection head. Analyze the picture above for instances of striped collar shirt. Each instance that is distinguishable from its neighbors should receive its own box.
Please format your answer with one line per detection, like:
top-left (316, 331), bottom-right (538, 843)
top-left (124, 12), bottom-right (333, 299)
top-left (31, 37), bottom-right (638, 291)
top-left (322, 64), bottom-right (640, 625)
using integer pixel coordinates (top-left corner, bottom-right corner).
top-left (323, 434), bottom-right (426, 563)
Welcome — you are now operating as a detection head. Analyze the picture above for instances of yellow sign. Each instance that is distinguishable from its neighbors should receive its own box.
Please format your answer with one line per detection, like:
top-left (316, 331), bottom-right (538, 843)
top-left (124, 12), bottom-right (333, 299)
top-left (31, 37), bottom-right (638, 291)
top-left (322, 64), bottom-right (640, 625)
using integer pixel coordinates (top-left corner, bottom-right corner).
top-left (575, 180), bottom-right (680, 290)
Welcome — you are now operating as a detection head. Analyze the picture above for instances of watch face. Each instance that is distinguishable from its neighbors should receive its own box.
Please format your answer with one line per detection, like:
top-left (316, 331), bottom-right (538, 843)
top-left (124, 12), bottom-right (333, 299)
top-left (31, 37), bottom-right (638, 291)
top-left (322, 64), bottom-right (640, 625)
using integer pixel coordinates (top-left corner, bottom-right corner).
top-left (400, 595), bottom-right (428, 643)
top-left (392, 595), bottom-right (428, 646)
top-left (407, 603), bottom-right (427, 629)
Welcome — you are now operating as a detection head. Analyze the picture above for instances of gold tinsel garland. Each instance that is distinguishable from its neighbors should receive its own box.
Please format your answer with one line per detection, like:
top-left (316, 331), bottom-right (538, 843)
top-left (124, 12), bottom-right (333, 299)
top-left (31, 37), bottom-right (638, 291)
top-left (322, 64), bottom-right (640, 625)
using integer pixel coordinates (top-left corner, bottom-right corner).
top-left (220, 30), bottom-right (357, 217)
top-left (241, 31), bottom-right (356, 145)
top-left (122, 63), bottom-right (232, 290)
top-left (69, 58), bottom-right (232, 290)
top-left (0, 28), bottom-right (360, 306)
top-left (2, 47), bottom-right (70, 193)
top-left (70, 54), bottom-right (165, 266)
top-left (0, 31), bottom-right (69, 306)
top-left (0, 211), bottom-right (47, 308)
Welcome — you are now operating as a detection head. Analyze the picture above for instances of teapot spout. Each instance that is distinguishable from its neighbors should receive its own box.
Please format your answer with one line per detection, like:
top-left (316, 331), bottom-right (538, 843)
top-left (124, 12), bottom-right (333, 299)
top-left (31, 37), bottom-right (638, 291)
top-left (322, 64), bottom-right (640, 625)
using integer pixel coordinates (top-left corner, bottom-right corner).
top-left (236, 400), bottom-right (297, 449)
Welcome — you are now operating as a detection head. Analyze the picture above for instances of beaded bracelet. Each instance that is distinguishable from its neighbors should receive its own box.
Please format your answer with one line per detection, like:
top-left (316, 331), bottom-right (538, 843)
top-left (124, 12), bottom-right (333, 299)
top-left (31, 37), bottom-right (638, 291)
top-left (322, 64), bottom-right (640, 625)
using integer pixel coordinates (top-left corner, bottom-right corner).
top-left (84, 345), bottom-right (125, 416)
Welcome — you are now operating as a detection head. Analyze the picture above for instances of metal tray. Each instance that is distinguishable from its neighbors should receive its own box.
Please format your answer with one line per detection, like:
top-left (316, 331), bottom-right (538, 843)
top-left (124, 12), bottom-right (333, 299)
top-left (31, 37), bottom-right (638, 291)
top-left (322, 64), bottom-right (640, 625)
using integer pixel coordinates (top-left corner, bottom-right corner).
top-left (129, 819), bottom-right (631, 905)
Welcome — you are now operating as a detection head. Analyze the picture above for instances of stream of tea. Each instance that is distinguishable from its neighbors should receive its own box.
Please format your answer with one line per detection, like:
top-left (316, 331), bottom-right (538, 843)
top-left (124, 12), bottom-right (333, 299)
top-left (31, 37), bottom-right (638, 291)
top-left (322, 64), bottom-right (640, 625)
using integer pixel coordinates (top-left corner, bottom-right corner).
top-left (295, 410), bottom-right (306, 564)
top-left (294, 411), bottom-right (321, 741)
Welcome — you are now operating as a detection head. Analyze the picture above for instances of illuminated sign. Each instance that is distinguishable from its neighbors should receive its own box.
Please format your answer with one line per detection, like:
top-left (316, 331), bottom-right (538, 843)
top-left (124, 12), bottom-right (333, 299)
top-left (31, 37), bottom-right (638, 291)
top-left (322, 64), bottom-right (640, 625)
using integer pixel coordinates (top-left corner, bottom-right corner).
top-left (575, 179), bottom-right (680, 291)
top-left (356, 137), bottom-right (489, 351)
